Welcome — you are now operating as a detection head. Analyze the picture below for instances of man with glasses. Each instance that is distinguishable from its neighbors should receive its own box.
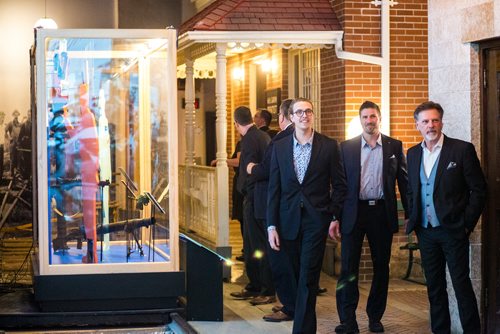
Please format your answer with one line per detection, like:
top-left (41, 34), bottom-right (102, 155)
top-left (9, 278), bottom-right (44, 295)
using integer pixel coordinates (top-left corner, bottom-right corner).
top-left (267, 98), bottom-right (347, 333)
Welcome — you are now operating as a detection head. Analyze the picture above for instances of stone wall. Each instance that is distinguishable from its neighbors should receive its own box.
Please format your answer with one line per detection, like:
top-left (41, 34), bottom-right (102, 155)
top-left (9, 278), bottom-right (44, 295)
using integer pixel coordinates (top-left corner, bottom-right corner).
top-left (427, 0), bottom-right (500, 331)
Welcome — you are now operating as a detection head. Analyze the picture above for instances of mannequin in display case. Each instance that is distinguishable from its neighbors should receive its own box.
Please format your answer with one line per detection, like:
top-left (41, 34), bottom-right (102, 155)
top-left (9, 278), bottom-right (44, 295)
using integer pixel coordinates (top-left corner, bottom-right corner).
top-left (65, 83), bottom-right (100, 263)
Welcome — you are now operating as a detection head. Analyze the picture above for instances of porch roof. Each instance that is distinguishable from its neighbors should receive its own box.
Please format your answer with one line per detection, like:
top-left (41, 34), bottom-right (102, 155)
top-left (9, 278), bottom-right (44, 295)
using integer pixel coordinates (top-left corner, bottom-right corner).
top-left (179, 0), bottom-right (342, 35)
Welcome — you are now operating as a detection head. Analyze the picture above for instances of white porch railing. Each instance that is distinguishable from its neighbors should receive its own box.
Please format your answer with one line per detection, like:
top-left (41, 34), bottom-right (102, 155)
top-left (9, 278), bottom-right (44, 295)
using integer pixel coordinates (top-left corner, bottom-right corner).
top-left (179, 164), bottom-right (219, 245)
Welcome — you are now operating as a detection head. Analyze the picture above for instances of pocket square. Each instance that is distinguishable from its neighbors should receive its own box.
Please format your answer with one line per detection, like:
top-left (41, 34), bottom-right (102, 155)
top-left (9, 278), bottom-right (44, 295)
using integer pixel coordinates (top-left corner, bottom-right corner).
top-left (389, 154), bottom-right (396, 159)
top-left (447, 161), bottom-right (457, 170)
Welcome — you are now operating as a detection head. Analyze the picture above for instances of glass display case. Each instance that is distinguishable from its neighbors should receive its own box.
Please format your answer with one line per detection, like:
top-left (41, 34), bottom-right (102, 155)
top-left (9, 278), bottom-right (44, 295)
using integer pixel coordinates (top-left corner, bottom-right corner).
top-left (34, 29), bottom-right (179, 277)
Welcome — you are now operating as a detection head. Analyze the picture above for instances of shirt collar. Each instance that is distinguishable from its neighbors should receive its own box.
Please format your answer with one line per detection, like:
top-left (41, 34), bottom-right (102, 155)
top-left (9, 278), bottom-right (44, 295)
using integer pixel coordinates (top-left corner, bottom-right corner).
top-left (421, 133), bottom-right (444, 151)
top-left (293, 130), bottom-right (314, 147)
top-left (361, 133), bottom-right (382, 148)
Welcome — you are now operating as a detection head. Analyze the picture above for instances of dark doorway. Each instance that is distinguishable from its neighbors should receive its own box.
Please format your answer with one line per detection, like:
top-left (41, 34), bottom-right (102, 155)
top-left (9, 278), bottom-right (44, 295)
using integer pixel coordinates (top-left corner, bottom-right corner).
top-left (256, 65), bottom-right (267, 109)
top-left (481, 42), bottom-right (500, 334)
top-left (205, 111), bottom-right (216, 166)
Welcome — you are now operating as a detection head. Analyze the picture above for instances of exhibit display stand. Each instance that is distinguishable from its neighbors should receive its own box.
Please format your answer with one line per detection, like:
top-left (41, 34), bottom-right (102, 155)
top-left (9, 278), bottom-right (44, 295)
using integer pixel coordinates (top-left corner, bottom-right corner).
top-left (19, 28), bottom-right (185, 327)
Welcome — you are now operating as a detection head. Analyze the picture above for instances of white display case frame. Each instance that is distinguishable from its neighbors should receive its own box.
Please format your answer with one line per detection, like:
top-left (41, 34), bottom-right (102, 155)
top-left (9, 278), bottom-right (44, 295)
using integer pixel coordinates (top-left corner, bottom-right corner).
top-left (35, 28), bottom-right (179, 276)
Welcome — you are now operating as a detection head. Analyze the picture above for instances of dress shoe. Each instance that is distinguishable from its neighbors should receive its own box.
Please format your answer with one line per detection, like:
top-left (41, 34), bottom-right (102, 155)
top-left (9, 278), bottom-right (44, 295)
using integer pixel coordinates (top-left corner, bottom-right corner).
top-left (263, 310), bottom-right (293, 322)
top-left (230, 289), bottom-right (260, 299)
top-left (335, 322), bottom-right (359, 334)
top-left (369, 321), bottom-right (385, 333)
top-left (271, 304), bottom-right (283, 313)
top-left (318, 286), bottom-right (328, 294)
top-left (235, 255), bottom-right (245, 261)
top-left (249, 295), bottom-right (277, 305)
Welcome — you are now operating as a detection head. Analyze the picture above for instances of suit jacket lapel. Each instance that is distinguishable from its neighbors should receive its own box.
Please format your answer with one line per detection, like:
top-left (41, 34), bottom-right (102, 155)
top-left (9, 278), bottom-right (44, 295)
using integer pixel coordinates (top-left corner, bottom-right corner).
top-left (433, 135), bottom-right (450, 191)
top-left (284, 134), bottom-right (298, 184)
top-left (413, 145), bottom-right (423, 190)
top-left (382, 134), bottom-right (391, 190)
top-left (302, 131), bottom-right (321, 183)
top-left (352, 136), bottom-right (362, 194)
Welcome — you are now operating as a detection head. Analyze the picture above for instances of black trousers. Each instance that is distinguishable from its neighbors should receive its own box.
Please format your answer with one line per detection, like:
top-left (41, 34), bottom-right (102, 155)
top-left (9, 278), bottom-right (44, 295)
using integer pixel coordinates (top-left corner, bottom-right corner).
top-left (416, 226), bottom-right (480, 334)
top-left (243, 195), bottom-right (275, 296)
top-left (282, 209), bottom-right (328, 334)
top-left (268, 240), bottom-right (297, 316)
top-left (336, 202), bottom-right (393, 325)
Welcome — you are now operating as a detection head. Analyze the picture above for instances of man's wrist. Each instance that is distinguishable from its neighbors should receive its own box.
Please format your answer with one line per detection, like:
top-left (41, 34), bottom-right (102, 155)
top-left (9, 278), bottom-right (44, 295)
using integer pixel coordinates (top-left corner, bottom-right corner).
top-left (267, 225), bottom-right (276, 232)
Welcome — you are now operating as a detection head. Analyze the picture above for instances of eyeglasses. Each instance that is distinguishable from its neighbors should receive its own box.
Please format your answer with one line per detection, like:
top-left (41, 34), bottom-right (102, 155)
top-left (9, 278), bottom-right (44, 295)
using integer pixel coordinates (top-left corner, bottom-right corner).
top-left (292, 109), bottom-right (314, 117)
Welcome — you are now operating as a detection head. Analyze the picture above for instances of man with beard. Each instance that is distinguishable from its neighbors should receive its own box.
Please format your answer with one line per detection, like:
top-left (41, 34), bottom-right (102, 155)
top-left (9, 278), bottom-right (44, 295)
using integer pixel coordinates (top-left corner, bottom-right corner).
top-left (334, 101), bottom-right (409, 334)
top-left (406, 101), bottom-right (486, 334)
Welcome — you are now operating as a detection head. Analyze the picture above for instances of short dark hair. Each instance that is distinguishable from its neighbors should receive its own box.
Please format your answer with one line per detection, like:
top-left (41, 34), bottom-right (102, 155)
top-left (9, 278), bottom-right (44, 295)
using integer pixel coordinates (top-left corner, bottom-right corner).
top-left (414, 101), bottom-right (444, 121)
top-left (234, 106), bottom-right (253, 125)
top-left (359, 100), bottom-right (380, 116)
top-left (259, 109), bottom-right (272, 126)
top-left (290, 98), bottom-right (313, 113)
top-left (279, 98), bottom-right (293, 120)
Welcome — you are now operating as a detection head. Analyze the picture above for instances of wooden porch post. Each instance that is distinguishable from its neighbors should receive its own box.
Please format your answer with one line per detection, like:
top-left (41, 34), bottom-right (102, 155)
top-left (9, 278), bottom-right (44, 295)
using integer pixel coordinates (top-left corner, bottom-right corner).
top-left (184, 58), bottom-right (196, 165)
top-left (215, 43), bottom-right (230, 255)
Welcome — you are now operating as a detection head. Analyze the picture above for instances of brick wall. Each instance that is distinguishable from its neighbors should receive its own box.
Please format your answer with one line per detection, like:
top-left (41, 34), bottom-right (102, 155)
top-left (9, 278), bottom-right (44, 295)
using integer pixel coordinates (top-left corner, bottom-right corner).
top-left (324, 0), bottom-right (428, 282)
top-left (220, 0), bottom-right (428, 282)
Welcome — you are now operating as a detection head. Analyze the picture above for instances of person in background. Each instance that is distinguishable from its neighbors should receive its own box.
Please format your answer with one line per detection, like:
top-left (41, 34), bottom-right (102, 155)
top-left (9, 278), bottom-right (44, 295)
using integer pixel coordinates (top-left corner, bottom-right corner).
top-left (254, 108), bottom-right (278, 139)
top-left (230, 106), bottom-right (275, 305)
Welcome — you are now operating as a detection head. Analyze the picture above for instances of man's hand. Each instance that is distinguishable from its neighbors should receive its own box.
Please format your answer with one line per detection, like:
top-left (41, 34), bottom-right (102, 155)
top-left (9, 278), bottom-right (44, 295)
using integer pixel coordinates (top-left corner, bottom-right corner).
top-left (210, 159), bottom-right (217, 167)
top-left (246, 162), bottom-right (256, 174)
top-left (329, 220), bottom-right (341, 241)
top-left (268, 229), bottom-right (280, 251)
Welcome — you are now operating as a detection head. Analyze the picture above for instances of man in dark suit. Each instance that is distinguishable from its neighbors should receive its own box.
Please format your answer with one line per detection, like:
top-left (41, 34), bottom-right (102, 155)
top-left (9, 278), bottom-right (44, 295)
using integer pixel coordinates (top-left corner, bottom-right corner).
top-left (254, 109), bottom-right (278, 138)
top-left (230, 106), bottom-right (275, 304)
top-left (406, 101), bottom-right (487, 334)
top-left (334, 101), bottom-right (409, 334)
top-left (246, 99), bottom-right (295, 318)
top-left (267, 98), bottom-right (347, 334)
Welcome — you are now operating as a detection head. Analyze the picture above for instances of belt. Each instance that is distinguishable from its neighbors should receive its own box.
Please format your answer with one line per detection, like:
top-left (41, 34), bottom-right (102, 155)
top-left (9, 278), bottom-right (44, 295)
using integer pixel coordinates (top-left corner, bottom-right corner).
top-left (358, 199), bottom-right (384, 206)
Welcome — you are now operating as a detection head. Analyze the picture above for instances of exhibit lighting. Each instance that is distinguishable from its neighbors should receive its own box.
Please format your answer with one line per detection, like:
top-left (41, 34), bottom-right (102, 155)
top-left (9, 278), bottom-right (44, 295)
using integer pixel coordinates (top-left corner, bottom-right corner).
top-left (34, 0), bottom-right (58, 29)
top-left (232, 66), bottom-right (244, 81)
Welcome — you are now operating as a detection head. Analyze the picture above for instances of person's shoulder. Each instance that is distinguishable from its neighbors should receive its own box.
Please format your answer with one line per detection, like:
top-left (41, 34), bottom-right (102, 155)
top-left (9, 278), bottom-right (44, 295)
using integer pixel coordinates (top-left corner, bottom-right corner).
top-left (382, 134), bottom-right (403, 146)
top-left (340, 135), bottom-right (360, 149)
top-left (407, 142), bottom-right (421, 156)
top-left (443, 135), bottom-right (471, 148)
top-left (315, 131), bottom-right (340, 148)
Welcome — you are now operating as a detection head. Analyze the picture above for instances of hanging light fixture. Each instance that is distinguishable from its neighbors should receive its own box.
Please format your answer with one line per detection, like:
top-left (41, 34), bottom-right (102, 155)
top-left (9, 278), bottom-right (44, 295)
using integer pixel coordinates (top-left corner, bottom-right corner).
top-left (34, 0), bottom-right (58, 29)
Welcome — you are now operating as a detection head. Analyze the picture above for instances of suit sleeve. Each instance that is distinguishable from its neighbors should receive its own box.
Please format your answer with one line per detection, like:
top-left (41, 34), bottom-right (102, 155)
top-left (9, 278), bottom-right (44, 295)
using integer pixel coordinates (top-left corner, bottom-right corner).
top-left (251, 141), bottom-right (273, 181)
top-left (462, 143), bottom-right (487, 231)
top-left (266, 144), bottom-right (281, 228)
top-left (330, 140), bottom-right (347, 220)
top-left (396, 141), bottom-right (410, 219)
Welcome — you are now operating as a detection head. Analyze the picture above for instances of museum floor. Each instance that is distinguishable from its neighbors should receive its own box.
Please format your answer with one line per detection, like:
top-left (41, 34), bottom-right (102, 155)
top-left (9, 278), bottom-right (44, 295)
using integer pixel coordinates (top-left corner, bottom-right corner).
top-left (188, 220), bottom-right (431, 334)
top-left (6, 221), bottom-right (430, 334)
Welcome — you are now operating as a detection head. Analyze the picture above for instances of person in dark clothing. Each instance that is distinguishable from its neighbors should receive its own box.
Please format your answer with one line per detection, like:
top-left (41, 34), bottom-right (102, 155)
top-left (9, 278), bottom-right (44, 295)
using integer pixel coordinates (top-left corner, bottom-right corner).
top-left (230, 106), bottom-right (275, 305)
top-left (267, 98), bottom-right (347, 334)
top-left (254, 109), bottom-right (278, 139)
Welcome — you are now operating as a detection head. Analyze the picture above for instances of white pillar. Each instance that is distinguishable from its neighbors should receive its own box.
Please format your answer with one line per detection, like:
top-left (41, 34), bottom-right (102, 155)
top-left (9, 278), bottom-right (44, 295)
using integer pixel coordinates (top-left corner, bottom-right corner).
top-left (184, 58), bottom-right (196, 165)
top-left (380, 0), bottom-right (391, 136)
top-left (215, 43), bottom-right (229, 248)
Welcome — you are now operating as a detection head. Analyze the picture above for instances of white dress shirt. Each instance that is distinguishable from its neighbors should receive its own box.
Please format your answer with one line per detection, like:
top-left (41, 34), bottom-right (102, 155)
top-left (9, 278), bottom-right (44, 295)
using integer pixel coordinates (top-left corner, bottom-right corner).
top-left (421, 134), bottom-right (444, 178)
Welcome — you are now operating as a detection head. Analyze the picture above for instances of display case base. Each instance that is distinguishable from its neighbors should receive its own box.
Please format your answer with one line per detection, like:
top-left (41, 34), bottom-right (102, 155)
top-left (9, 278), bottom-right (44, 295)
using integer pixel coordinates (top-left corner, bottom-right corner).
top-left (0, 289), bottom-right (192, 330)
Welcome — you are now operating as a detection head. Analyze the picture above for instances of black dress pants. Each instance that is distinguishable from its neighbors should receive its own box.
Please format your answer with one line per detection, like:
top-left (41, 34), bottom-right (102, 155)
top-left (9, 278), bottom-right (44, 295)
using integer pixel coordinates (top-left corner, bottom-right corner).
top-left (243, 195), bottom-right (275, 296)
top-left (336, 202), bottom-right (393, 325)
top-left (282, 209), bottom-right (328, 334)
top-left (416, 226), bottom-right (480, 334)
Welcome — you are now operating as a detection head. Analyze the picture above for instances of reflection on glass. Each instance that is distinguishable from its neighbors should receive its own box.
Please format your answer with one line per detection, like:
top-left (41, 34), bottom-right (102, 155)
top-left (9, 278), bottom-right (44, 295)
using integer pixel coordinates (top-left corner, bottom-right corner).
top-left (46, 37), bottom-right (170, 265)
